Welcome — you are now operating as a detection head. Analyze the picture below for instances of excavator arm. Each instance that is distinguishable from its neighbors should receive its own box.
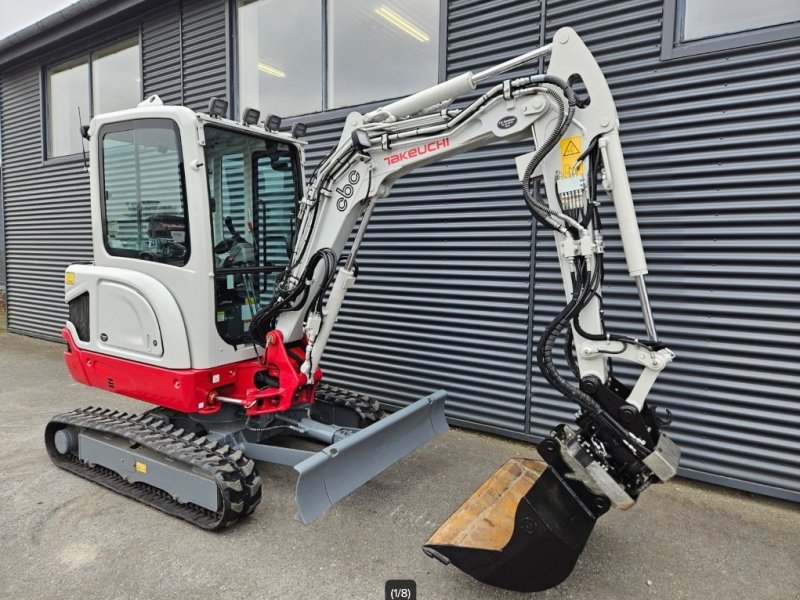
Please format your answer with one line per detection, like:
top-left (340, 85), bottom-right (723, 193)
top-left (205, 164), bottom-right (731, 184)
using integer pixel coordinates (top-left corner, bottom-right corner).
top-left (248, 27), bottom-right (680, 592)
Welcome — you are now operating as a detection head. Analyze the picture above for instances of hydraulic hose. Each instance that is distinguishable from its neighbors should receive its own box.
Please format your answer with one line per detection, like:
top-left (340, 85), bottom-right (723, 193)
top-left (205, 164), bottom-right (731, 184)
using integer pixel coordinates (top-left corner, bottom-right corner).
top-left (250, 248), bottom-right (337, 346)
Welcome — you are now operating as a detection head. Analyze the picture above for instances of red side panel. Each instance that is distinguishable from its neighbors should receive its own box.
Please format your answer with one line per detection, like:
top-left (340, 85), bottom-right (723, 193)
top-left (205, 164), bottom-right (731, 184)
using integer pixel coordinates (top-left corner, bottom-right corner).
top-left (62, 328), bottom-right (321, 415)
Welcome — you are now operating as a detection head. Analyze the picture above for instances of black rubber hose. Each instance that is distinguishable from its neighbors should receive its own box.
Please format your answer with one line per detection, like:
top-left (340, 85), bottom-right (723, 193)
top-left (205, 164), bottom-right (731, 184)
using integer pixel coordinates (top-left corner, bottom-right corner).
top-left (250, 249), bottom-right (335, 346)
top-left (537, 255), bottom-right (651, 455)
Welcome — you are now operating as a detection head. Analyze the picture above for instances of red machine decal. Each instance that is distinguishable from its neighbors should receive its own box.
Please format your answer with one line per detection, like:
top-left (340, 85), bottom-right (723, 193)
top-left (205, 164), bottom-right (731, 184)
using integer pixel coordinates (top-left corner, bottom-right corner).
top-left (383, 137), bottom-right (450, 166)
top-left (62, 328), bottom-right (321, 416)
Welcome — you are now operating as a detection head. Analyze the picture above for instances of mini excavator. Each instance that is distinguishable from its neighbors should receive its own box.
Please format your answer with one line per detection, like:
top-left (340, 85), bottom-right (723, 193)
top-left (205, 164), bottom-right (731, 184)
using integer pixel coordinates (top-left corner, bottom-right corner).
top-left (48, 27), bottom-right (680, 592)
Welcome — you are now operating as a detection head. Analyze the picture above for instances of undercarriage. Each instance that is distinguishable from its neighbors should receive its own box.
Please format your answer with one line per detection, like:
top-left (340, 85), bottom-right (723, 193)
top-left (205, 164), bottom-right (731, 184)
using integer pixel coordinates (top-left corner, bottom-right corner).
top-left (46, 384), bottom-right (448, 528)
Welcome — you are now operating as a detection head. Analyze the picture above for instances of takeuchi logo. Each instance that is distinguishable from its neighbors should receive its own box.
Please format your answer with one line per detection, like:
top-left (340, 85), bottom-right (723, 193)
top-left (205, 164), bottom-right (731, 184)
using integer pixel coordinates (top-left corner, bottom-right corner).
top-left (383, 138), bottom-right (450, 166)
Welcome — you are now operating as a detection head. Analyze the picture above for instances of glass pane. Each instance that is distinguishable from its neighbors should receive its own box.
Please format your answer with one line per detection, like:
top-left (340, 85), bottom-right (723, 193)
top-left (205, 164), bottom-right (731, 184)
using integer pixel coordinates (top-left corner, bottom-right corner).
top-left (684, 0), bottom-right (800, 40)
top-left (256, 154), bottom-right (296, 271)
top-left (237, 0), bottom-right (323, 117)
top-left (47, 58), bottom-right (90, 157)
top-left (102, 121), bottom-right (189, 265)
top-left (328, 0), bottom-right (440, 109)
top-left (204, 125), bottom-right (299, 344)
top-left (93, 38), bottom-right (141, 114)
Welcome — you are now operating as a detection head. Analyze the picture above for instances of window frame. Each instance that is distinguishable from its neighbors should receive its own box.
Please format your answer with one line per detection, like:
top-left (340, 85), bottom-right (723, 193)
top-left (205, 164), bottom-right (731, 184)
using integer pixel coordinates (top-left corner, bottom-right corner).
top-left (43, 33), bottom-right (143, 162)
top-left (231, 0), bottom-right (447, 120)
top-left (203, 123), bottom-right (303, 345)
top-left (203, 123), bottom-right (303, 277)
top-left (98, 118), bottom-right (192, 266)
top-left (661, 0), bottom-right (800, 60)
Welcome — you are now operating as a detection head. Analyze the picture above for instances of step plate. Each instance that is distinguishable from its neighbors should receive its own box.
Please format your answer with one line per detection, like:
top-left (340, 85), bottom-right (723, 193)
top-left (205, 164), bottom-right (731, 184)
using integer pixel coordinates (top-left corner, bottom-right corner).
top-left (293, 390), bottom-right (448, 524)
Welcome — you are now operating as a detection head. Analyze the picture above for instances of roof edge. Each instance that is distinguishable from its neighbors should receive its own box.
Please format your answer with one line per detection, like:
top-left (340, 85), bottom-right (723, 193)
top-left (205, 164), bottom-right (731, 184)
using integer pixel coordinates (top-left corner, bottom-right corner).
top-left (0, 0), bottom-right (155, 70)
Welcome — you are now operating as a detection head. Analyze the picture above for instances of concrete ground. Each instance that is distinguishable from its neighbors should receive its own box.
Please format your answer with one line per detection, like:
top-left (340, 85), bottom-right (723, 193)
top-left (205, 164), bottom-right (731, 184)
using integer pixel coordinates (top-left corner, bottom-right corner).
top-left (1, 331), bottom-right (798, 600)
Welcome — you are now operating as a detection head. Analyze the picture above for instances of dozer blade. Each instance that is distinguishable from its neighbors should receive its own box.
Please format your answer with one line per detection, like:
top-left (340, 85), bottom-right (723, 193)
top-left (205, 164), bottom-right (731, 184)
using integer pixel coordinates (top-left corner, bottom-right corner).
top-left (423, 457), bottom-right (609, 592)
top-left (294, 390), bottom-right (448, 524)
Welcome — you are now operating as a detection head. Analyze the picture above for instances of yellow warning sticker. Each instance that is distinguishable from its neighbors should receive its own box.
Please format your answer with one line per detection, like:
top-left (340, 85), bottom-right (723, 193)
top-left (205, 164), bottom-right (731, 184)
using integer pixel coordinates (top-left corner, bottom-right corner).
top-left (65, 272), bottom-right (75, 285)
top-left (560, 136), bottom-right (584, 175)
top-left (134, 462), bottom-right (147, 474)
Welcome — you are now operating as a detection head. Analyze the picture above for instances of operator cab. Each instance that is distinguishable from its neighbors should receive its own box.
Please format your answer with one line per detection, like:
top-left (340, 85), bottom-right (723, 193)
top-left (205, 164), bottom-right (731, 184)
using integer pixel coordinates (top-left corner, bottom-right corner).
top-left (78, 97), bottom-right (306, 370)
top-left (201, 120), bottom-right (302, 345)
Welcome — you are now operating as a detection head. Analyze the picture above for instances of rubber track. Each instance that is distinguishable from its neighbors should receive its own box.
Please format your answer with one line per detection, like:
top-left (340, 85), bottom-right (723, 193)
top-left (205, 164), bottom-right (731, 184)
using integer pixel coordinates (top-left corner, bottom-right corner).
top-left (45, 407), bottom-right (262, 530)
top-left (315, 383), bottom-right (385, 426)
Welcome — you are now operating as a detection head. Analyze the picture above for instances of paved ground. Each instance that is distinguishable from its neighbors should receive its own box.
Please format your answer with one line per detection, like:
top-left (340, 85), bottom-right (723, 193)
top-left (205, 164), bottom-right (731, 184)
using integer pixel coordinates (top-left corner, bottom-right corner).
top-left (1, 330), bottom-right (798, 600)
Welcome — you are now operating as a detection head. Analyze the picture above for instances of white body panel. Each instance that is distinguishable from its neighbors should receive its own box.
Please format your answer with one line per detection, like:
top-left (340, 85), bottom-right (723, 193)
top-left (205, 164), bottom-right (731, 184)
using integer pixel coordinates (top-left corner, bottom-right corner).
top-left (65, 264), bottom-right (190, 368)
top-left (66, 102), bottom-right (305, 369)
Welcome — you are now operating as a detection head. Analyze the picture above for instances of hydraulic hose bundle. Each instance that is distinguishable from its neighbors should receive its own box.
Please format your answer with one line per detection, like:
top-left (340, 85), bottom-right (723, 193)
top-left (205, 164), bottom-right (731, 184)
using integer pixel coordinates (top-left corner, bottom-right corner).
top-left (249, 248), bottom-right (337, 347)
top-left (515, 76), bottom-right (655, 458)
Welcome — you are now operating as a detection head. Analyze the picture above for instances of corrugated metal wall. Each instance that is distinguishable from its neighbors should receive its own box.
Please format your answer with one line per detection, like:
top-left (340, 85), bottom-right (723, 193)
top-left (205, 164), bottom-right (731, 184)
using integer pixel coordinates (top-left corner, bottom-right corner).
top-left (0, 166), bottom-right (5, 286)
top-left (1, 0), bottom-right (798, 501)
top-left (530, 0), bottom-right (800, 500)
top-left (142, 2), bottom-right (183, 105)
top-left (0, 0), bottom-right (225, 340)
top-left (0, 66), bottom-right (93, 338)
top-left (181, 0), bottom-right (228, 112)
top-left (319, 0), bottom-right (542, 435)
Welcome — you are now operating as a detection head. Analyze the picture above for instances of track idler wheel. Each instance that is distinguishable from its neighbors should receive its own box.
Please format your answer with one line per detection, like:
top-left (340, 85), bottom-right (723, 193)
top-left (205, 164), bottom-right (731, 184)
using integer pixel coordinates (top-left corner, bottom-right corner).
top-left (423, 443), bottom-right (610, 592)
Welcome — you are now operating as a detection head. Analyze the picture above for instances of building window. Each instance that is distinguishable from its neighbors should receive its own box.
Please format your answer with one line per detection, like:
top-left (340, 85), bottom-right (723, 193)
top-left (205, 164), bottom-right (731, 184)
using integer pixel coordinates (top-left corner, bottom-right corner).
top-left (662, 0), bottom-right (800, 59)
top-left (237, 0), bottom-right (441, 117)
top-left (46, 37), bottom-right (141, 157)
top-left (100, 119), bottom-right (190, 266)
top-left (46, 57), bottom-right (90, 157)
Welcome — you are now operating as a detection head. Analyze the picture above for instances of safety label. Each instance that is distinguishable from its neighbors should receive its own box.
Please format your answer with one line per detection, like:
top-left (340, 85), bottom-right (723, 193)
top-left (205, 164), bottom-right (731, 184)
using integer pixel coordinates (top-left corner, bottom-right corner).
top-left (560, 136), bottom-right (583, 175)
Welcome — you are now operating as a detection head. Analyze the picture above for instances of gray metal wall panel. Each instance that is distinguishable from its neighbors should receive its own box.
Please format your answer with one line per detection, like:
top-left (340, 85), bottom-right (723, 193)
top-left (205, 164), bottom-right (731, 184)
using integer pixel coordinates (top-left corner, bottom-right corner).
top-left (142, 2), bottom-right (183, 105)
top-left (530, 0), bottom-right (800, 501)
top-left (181, 0), bottom-right (228, 112)
top-left (0, 68), bottom-right (92, 340)
top-left (310, 0), bottom-right (541, 434)
top-left (0, 1), bottom-right (188, 341)
top-left (1, 166), bottom-right (5, 286)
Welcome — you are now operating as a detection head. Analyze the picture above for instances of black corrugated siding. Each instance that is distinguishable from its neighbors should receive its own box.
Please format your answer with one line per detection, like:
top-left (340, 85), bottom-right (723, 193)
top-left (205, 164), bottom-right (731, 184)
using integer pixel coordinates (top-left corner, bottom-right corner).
top-left (0, 67), bottom-right (93, 339)
top-left (0, 0), bottom-right (208, 341)
top-left (1, 0), bottom-right (798, 501)
top-left (142, 2), bottom-right (183, 105)
top-left (529, 0), bottom-right (800, 500)
top-left (181, 0), bottom-right (228, 112)
top-left (318, 0), bottom-right (541, 434)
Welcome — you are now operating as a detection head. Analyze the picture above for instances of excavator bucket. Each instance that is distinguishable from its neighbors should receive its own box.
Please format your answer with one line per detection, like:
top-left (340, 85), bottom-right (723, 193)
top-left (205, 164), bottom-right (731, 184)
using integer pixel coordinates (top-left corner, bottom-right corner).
top-left (423, 457), bottom-right (610, 593)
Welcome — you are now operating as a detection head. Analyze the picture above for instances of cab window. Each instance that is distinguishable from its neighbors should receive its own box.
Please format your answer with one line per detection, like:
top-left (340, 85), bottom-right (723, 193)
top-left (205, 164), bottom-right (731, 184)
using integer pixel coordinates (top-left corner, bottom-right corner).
top-left (100, 119), bottom-right (190, 265)
top-left (204, 125), bottom-right (299, 344)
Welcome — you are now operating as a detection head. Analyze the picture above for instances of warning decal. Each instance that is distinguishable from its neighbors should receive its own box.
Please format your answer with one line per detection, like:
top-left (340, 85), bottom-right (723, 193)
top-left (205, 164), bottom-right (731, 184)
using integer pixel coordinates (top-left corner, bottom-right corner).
top-left (560, 136), bottom-right (584, 175)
